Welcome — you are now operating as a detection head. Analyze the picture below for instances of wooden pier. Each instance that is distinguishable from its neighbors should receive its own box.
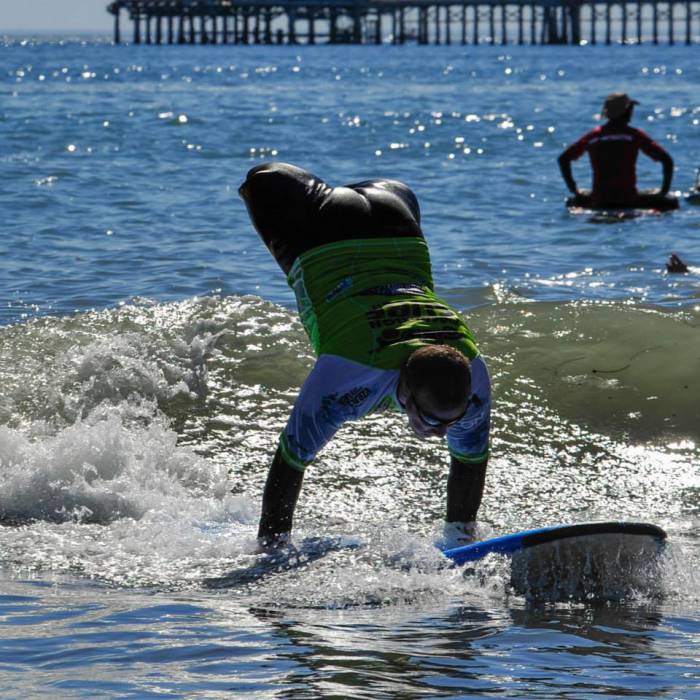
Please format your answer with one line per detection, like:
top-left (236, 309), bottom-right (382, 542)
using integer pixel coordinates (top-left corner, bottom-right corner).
top-left (107, 0), bottom-right (700, 45)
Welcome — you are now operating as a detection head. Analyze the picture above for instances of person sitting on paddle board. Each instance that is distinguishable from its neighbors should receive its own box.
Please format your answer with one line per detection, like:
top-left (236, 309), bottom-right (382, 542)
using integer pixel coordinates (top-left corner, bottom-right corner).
top-left (239, 162), bottom-right (491, 550)
top-left (558, 92), bottom-right (676, 210)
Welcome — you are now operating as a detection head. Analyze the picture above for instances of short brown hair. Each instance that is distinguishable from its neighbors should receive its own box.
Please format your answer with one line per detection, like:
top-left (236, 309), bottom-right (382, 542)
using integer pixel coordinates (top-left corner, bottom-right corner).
top-left (404, 345), bottom-right (471, 410)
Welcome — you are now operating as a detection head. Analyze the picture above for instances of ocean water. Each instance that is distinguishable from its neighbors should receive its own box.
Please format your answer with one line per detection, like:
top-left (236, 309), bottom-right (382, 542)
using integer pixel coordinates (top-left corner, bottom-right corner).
top-left (1, 34), bottom-right (700, 698)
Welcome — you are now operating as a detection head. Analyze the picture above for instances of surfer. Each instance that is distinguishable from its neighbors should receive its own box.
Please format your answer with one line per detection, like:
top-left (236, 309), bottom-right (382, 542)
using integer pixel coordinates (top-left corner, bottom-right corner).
top-left (558, 92), bottom-right (677, 211)
top-left (239, 163), bottom-right (491, 550)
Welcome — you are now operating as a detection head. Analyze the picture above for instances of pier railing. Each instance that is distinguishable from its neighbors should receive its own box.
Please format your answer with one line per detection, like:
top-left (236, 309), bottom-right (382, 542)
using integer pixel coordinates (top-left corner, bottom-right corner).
top-left (107, 0), bottom-right (700, 45)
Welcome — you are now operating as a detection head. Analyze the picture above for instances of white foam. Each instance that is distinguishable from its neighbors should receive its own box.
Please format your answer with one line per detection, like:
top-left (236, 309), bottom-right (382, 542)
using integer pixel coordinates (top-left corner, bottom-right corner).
top-left (0, 400), bottom-right (262, 587)
top-left (0, 297), bottom-right (697, 608)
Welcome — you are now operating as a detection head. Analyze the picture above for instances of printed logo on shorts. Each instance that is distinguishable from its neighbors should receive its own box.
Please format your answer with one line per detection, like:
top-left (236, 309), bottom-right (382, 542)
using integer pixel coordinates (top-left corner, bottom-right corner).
top-left (338, 387), bottom-right (371, 408)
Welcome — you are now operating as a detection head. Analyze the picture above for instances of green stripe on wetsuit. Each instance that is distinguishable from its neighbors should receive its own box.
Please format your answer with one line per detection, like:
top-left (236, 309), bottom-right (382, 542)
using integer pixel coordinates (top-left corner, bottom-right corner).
top-left (287, 237), bottom-right (479, 369)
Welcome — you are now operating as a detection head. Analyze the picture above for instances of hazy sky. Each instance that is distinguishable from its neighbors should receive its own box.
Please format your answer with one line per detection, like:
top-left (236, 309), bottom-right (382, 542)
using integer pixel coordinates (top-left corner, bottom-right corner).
top-left (1, 0), bottom-right (113, 32)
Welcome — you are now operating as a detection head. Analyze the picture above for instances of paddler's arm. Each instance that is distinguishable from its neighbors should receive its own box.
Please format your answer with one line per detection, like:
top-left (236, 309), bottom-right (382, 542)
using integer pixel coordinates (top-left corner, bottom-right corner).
top-left (659, 151), bottom-right (674, 196)
top-left (445, 456), bottom-right (487, 524)
top-left (557, 152), bottom-right (579, 195)
top-left (638, 131), bottom-right (674, 196)
top-left (257, 445), bottom-right (304, 549)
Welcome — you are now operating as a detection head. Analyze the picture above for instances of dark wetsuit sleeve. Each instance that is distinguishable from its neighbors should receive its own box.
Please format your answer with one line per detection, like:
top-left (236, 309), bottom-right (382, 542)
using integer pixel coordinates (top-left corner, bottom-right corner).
top-left (239, 162), bottom-right (423, 274)
top-left (560, 130), bottom-right (593, 162)
top-left (446, 457), bottom-right (488, 523)
top-left (634, 128), bottom-right (669, 161)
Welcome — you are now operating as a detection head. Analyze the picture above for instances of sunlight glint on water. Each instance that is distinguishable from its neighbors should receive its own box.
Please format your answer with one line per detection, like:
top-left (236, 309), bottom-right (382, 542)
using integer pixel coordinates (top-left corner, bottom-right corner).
top-left (1, 36), bottom-right (699, 699)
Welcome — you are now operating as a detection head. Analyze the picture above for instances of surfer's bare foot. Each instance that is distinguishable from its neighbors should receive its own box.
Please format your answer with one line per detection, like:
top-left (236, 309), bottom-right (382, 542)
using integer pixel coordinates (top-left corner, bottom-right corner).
top-left (666, 253), bottom-right (689, 274)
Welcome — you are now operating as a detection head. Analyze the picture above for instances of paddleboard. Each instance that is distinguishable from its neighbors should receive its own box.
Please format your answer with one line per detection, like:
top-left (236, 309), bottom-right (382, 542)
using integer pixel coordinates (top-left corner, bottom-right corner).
top-left (442, 521), bottom-right (667, 601)
top-left (566, 191), bottom-right (679, 220)
top-left (567, 206), bottom-right (660, 223)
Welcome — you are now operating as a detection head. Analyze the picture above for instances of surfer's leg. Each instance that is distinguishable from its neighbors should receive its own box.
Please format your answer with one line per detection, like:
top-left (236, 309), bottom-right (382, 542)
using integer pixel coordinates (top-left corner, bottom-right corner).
top-left (239, 162), bottom-right (332, 275)
top-left (257, 446), bottom-right (304, 549)
top-left (239, 162), bottom-right (424, 274)
top-left (318, 177), bottom-right (423, 242)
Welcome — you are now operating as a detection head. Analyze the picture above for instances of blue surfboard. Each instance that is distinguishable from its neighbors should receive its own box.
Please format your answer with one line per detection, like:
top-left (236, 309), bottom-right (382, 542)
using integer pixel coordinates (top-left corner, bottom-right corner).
top-left (441, 521), bottom-right (666, 566)
top-left (442, 521), bottom-right (667, 601)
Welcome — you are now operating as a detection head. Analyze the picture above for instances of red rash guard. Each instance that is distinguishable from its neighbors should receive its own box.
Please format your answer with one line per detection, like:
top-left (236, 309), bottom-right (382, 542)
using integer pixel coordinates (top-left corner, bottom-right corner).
top-left (561, 123), bottom-right (669, 202)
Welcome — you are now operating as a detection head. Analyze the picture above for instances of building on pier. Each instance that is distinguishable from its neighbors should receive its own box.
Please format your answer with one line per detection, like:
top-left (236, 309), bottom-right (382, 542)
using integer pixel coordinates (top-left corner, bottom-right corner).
top-left (107, 0), bottom-right (700, 45)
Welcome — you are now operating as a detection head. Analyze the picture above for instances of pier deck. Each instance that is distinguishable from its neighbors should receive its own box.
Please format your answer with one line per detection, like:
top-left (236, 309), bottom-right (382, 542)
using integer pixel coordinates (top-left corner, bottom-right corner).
top-left (107, 0), bottom-right (700, 45)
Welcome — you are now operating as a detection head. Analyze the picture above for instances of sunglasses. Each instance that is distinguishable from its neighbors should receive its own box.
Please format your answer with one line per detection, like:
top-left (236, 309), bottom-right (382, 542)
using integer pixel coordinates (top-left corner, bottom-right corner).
top-left (411, 394), bottom-right (468, 428)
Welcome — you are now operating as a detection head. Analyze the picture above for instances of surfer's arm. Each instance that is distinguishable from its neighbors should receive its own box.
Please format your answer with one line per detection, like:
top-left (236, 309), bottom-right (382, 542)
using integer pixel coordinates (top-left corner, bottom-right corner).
top-left (446, 456), bottom-right (487, 523)
top-left (445, 356), bottom-right (491, 524)
top-left (256, 356), bottom-right (367, 548)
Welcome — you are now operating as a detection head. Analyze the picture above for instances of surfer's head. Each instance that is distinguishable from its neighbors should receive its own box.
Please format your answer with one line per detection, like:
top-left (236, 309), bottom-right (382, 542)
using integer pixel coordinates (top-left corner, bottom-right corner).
top-left (602, 92), bottom-right (638, 125)
top-left (398, 345), bottom-right (471, 438)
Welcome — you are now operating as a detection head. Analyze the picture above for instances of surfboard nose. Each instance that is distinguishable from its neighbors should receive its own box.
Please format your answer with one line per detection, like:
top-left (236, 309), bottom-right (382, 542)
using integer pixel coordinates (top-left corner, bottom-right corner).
top-left (442, 521), bottom-right (667, 603)
top-left (510, 530), bottom-right (666, 603)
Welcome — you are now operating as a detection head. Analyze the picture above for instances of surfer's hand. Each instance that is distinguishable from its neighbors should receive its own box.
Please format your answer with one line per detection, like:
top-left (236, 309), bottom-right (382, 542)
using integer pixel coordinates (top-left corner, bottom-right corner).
top-left (255, 532), bottom-right (290, 554)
